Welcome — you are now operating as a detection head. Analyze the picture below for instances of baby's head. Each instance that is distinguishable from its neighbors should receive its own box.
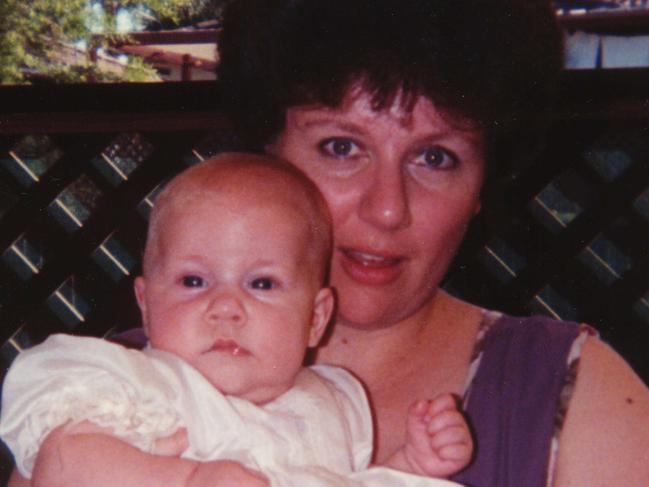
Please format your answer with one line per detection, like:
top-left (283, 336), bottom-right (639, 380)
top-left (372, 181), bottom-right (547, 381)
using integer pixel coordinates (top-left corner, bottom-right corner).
top-left (134, 153), bottom-right (334, 404)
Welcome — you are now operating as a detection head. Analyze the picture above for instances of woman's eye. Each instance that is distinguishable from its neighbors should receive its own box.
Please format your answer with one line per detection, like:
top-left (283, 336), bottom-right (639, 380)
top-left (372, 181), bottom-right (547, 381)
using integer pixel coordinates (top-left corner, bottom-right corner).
top-left (250, 277), bottom-right (276, 291)
top-left (318, 138), bottom-right (360, 158)
top-left (414, 146), bottom-right (458, 170)
top-left (182, 276), bottom-right (204, 288)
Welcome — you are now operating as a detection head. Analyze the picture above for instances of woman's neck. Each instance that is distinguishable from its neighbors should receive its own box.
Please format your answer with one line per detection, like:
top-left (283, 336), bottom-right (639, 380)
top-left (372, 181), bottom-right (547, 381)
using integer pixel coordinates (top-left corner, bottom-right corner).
top-left (314, 290), bottom-right (484, 462)
top-left (315, 290), bottom-right (481, 389)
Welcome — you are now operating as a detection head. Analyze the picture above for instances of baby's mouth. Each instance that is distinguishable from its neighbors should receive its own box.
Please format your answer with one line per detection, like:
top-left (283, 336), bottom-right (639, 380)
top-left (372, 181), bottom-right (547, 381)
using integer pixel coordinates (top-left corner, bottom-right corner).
top-left (211, 339), bottom-right (250, 356)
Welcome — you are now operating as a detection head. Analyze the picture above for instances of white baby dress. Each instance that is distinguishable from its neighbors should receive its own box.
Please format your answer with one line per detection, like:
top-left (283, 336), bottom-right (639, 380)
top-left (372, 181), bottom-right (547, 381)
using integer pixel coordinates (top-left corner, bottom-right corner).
top-left (0, 334), bottom-right (460, 487)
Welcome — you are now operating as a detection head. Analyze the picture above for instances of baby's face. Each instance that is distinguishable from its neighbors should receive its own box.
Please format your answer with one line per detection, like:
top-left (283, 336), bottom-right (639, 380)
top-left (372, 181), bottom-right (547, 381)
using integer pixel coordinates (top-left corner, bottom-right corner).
top-left (135, 187), bottom-right (331, 404)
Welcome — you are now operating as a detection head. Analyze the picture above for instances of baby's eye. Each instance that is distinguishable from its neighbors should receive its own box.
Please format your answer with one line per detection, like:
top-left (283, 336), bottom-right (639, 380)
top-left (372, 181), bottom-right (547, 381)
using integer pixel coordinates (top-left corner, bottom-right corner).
top-left (182, 275), bottom-right (204, 288)
top-left (249, 277), bottom-right (276, 291)
top-left (413, 146), bottom-right (458, 170)
top-left (318, 138), bottom-right (361, 158)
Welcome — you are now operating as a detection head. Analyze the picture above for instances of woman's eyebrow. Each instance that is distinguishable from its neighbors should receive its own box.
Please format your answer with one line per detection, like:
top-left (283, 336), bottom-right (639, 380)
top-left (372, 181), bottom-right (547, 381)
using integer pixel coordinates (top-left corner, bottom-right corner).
top-left (297, 112), bottom-right (483, 144)
top-left (416, 128), bottom-right (484, 145)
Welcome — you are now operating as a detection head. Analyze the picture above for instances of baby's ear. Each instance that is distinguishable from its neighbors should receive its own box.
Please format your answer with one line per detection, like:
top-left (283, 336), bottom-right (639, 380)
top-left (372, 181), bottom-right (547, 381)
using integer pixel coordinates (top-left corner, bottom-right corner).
top-left (133, 276), bottom-right (150, 337)
top-left (309, 288), bottom-right (334, 347)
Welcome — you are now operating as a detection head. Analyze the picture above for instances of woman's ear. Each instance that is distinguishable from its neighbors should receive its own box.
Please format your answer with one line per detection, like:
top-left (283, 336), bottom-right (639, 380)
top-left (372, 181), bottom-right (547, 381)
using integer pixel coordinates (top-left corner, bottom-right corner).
top-left (309, 287), bottom-right (335, 347)
top-left (133, 276), bottom-right (150, 337)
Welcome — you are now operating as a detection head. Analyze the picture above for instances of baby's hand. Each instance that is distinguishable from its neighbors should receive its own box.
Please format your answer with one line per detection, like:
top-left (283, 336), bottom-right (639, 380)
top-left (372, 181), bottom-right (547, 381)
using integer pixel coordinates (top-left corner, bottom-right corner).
top-left (63, 421), bottom-right (190, 457)
top-left (404, 394), bottom-right (473, 478)
top-left (152, 428), bottom-right (188, 456)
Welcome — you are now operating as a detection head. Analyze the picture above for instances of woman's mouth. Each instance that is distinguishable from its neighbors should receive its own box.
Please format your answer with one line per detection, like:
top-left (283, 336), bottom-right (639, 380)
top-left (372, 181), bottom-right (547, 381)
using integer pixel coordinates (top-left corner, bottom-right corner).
top-left (211, 339), bottom-right (250, 356)
top-left (339, 248), bottom-right (404, 285)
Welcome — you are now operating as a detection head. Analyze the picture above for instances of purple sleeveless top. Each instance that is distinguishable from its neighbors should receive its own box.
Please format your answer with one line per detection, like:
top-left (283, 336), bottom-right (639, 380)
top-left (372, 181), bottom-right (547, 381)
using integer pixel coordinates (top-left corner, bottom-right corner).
top-left (113, 313), bottom-right (590, 487)
top-left (451, 312), bottom-right (588, 487)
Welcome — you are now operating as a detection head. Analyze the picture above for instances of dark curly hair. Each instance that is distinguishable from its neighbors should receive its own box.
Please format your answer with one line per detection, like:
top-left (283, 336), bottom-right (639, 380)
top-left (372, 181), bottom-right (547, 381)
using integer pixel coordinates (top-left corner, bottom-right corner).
top-left (217, 0), bottom-right (563, 178)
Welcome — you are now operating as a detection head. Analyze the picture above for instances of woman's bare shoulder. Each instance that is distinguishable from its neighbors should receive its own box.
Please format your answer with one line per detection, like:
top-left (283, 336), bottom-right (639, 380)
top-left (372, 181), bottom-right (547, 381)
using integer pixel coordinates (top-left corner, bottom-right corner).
top-left (555, 336), bottom-right (649, 486)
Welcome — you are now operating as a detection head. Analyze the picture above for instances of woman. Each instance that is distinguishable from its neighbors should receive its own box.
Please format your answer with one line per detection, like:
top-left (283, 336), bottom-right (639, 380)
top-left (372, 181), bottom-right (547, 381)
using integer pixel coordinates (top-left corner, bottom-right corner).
top-left (11, 0), bottom-right (649, 486)
top-left (217, 0), bottom-right (649, 485)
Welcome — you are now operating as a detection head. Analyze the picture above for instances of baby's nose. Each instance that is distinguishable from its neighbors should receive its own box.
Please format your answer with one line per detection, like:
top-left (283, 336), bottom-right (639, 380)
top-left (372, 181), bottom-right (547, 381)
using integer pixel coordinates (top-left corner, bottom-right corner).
top-left (206, 292), bottom-right (245, 325)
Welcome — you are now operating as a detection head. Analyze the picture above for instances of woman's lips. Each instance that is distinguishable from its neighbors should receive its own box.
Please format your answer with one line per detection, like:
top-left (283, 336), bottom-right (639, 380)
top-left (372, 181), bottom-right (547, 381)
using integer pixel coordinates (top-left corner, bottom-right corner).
top-left (211, 339), bottom-right (250, 356)
top-left (339, 248), bottom-right (404, 285)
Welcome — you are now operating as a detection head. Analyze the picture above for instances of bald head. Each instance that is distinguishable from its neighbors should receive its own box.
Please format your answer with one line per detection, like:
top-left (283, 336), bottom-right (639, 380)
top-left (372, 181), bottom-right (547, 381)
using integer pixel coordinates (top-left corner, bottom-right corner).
top-left (143, 153), bottom-right (332, 283)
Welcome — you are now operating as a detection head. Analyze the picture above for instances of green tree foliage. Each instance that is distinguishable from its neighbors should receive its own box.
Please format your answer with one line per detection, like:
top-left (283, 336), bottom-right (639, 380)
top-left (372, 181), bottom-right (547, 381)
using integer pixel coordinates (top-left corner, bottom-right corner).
top-left (0, 0), bottom-right (225, 84)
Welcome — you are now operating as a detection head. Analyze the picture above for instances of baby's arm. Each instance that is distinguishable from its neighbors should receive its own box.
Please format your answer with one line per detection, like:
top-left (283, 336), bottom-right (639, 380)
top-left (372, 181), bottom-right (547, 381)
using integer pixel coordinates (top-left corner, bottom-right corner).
top-left (382, 394), bottom-right (473, 478)
top-left (29, 422), bottom-right (268, 487)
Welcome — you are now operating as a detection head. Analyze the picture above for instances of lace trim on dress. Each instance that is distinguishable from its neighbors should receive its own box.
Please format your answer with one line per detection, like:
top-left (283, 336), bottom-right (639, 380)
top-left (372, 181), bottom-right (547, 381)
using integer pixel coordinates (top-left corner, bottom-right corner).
top-left (460, 309), bottom-right (502, 406)
top-left (20, 371), bottom-right (182, 475)
top-left (546, 324), bottom-right (597, 487)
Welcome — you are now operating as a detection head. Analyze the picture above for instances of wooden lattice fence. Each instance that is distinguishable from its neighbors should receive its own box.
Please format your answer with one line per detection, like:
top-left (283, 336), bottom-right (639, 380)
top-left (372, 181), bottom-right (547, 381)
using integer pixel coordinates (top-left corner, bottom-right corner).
top-left (0, 71), bottom-right (648, 481)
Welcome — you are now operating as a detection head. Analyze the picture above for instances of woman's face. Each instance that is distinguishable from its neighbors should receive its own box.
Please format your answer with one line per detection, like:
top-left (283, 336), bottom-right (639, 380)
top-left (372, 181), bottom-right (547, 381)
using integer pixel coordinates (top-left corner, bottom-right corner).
top-left (269, 89), bottom-right (485, 329)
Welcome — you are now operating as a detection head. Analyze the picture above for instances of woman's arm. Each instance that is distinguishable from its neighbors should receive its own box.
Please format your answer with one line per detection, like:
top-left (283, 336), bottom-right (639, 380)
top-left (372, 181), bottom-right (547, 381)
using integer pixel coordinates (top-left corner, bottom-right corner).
top-left (16, 424), bottom-right (267, 487)
top-left (32, 424), bottom-right (200, 487)
top-left (555, 337), bottom-right (649, 486)
top-left (7, 436), bottom-right (197, 487)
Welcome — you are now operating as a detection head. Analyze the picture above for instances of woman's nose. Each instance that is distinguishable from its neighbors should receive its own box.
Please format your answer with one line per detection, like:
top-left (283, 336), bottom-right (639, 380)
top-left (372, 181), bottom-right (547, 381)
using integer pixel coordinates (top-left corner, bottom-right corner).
top-left (358, 164), bottom-right (411, 231)
top-left (205, 291), bottom-right (245, 326)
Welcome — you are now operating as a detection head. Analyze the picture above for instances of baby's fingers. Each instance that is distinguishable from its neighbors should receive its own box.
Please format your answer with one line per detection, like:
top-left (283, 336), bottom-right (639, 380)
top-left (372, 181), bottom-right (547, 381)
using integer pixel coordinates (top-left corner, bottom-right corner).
top-left (152, 427), bottom-right (189, 456)
top-left (437, 441), bottom-right (474, 462)
top-left (430, 424), bottom-right (473, 461)
top-left (425, 393), bottom-right (459, 418)
top-left (426, 409), bottom-right (468, 435)
top-left (430, 423), bottom-right (471, 446)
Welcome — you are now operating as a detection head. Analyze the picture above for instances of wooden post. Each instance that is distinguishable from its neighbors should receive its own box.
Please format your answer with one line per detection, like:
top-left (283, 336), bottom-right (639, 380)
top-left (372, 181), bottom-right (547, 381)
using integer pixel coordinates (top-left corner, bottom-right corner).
top-left (181, 54), bottom-right (192, 81)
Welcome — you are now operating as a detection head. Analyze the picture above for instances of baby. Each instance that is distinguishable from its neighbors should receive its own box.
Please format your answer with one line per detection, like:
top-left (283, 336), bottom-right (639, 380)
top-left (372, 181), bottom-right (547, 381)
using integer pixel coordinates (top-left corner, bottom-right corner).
top-left (1, 154), bottom-right (471, 487)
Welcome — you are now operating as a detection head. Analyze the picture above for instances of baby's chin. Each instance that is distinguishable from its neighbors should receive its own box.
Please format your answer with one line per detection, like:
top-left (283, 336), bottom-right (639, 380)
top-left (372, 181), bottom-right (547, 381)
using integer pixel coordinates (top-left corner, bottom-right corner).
top-left (205, 374), bottom-right (294, 406)
top-left (242, 382), bottom-right (295, 406)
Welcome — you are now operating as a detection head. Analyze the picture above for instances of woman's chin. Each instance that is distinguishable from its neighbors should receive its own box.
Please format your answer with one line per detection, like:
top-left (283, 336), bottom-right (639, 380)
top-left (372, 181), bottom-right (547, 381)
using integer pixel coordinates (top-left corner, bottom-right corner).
top-left (333, 279), bottom-right (439, 331)
top-left (335, 294), bottom-right (407, 330)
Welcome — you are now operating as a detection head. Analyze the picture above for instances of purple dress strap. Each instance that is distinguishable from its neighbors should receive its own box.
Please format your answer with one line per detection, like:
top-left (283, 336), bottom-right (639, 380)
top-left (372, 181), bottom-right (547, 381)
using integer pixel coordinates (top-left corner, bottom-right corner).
top-left (110, 327), bottom-right (147, 349)
top-left (451, 313), bottom-right (582, 487)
